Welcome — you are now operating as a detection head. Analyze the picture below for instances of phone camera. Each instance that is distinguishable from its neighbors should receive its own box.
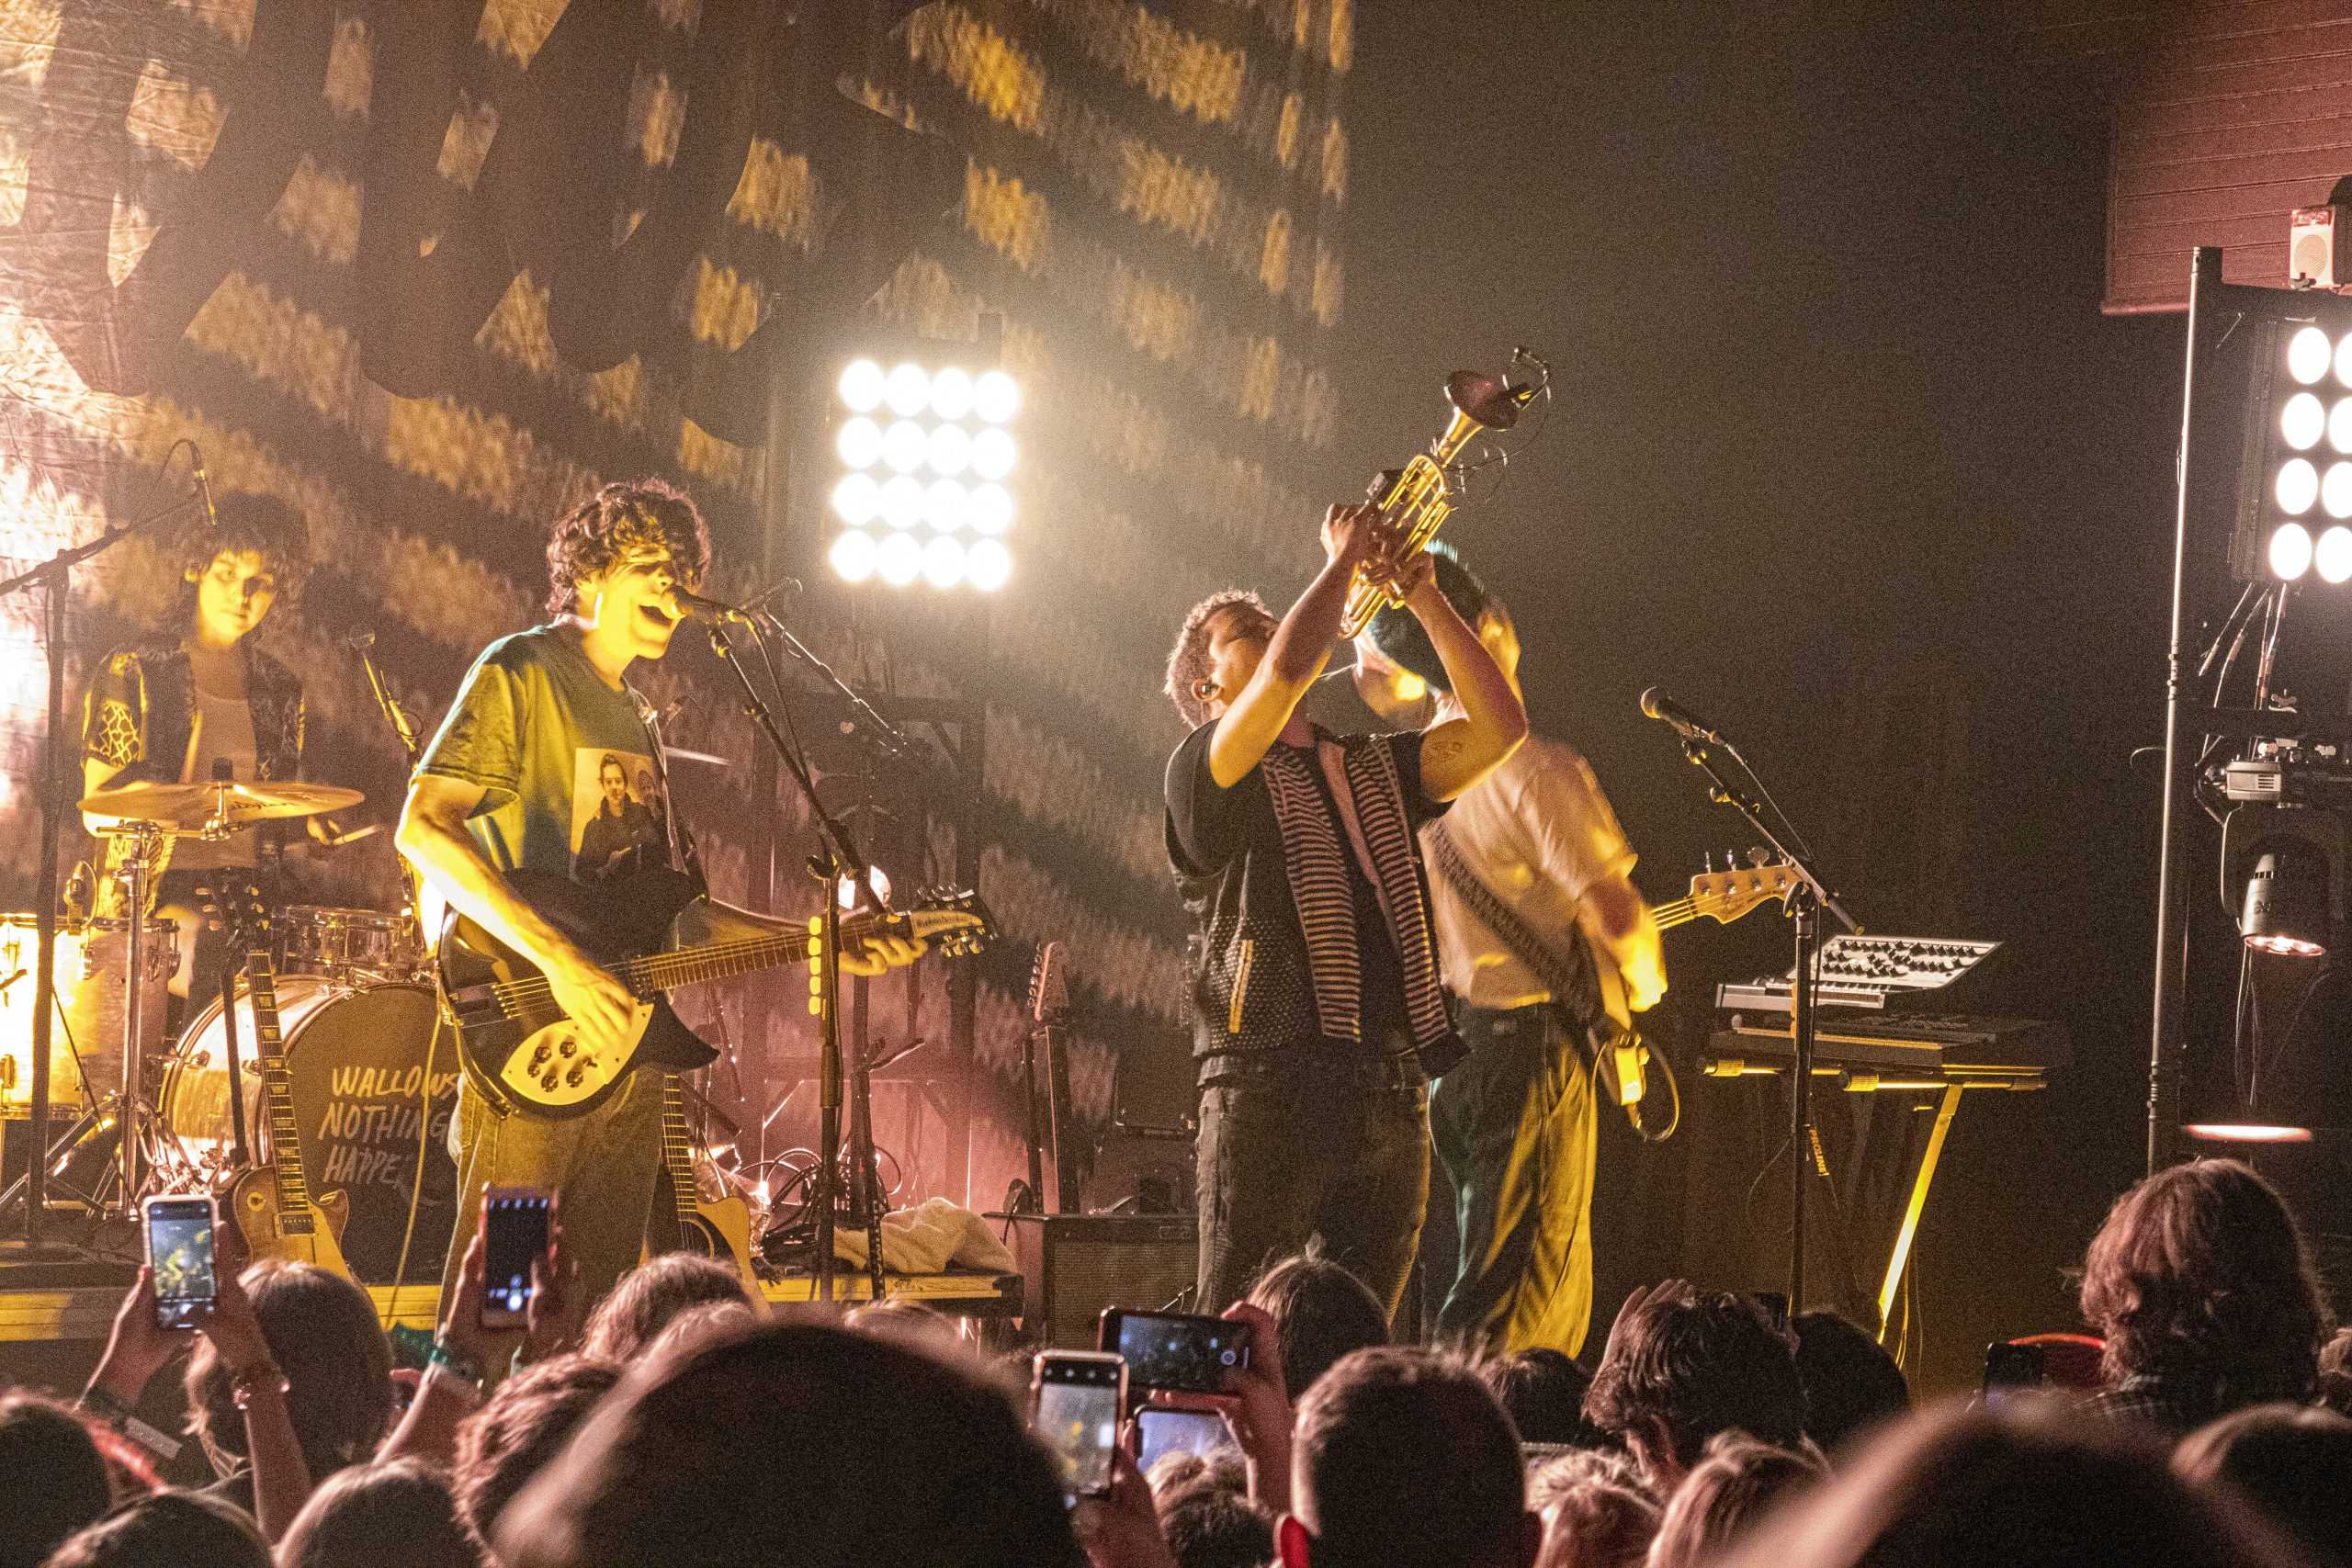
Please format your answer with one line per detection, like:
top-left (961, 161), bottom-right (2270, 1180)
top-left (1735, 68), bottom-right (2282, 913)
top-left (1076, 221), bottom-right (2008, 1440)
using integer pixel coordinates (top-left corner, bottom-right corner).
top-left (1219, 1348), bottom-right (1238, 1367)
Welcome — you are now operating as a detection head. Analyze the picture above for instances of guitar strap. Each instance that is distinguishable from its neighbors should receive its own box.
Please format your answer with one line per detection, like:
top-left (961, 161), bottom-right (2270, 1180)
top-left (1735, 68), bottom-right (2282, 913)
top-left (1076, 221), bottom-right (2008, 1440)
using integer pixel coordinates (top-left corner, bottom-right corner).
top-left (1423, 818), bottom-right (1607, 1066)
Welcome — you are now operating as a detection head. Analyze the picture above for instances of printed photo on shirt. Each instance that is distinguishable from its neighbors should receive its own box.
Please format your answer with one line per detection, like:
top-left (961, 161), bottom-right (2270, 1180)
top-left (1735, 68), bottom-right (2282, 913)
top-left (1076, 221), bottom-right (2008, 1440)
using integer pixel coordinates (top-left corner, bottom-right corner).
top-left (570, 747), bottom-right (666, 883)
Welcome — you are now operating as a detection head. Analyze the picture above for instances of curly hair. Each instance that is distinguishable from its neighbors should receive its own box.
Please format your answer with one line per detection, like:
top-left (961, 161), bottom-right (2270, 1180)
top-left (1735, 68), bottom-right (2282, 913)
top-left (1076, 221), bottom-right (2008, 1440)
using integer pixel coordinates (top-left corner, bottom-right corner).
top-left (2077, 1158), bottom-right (2332, 1408)
top-left (1164, 589), bottom-right (1270, 729)
top-left (176, 495), bottom-right (311, 609)
top-left (544, 479), bottom-right (712, 619)
top-left (1582, 1289), bottom-right (1806, 1476)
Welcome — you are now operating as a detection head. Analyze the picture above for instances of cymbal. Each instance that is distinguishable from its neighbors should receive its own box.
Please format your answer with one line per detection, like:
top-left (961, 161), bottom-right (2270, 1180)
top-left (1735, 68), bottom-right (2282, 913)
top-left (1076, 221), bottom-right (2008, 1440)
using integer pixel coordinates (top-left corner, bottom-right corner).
top-left (78, 779), bottom-right (365, 832)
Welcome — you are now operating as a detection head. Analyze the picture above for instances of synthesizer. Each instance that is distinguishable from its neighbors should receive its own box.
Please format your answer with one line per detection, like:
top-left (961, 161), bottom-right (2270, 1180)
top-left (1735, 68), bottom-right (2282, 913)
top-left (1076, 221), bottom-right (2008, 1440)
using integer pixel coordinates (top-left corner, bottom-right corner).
top-left (1713, 934), bottom-right (2004, 1015)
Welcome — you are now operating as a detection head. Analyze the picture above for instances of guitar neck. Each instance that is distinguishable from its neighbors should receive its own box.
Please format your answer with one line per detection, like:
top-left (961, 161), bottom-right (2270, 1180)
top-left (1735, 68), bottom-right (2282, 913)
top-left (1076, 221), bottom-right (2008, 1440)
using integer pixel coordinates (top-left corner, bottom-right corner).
top-left (660, 1074), bottom-right (698, 1224)
top-left (243, 947), bottom-right (315, 1222)
top-left (611, 926), bottom-right (826, 998)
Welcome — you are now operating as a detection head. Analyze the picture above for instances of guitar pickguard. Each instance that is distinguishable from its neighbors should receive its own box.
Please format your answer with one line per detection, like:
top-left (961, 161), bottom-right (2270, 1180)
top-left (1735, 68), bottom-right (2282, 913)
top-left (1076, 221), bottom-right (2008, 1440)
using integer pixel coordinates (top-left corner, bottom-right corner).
top-left (497, 1002), bottom-right (656, 1110)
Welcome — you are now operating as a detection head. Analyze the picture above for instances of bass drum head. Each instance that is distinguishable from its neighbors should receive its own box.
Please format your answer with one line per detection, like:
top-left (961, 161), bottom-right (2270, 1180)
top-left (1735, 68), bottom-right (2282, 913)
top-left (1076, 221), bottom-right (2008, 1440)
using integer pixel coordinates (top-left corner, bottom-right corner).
top-left (163, 980), bottom-right (458, 1284)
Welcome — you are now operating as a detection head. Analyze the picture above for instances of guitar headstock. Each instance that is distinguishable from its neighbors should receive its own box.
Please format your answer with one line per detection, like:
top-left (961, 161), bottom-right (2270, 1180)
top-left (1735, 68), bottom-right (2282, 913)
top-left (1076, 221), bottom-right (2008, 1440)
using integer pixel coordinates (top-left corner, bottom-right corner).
top-left (1685, 852), bottom-right (1799, 928)
top-left (902, 887), bottom-right (998, 957)
top-left (1028, 940), bottom-right (1069, 1023)
top-left (210, 883), bottom-right (271, 953)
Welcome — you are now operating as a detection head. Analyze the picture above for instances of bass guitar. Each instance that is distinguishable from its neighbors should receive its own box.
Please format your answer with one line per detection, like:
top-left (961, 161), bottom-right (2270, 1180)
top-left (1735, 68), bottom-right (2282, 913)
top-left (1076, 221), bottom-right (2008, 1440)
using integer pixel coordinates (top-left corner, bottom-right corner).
top-left (223, 905), bottom-right (354, 1276)
top-left (438, 866), bottom-right (994, 1118)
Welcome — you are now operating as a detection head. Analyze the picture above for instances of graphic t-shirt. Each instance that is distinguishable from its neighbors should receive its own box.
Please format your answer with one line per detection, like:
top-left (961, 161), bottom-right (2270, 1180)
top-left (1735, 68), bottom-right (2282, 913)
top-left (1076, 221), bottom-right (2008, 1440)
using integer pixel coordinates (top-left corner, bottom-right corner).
top-left (413, 625), bottom-right (671, 884)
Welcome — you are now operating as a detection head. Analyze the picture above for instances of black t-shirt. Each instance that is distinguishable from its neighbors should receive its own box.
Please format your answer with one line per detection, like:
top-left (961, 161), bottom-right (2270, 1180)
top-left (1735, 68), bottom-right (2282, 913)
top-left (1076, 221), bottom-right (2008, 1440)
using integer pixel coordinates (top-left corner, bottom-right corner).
top-left (1165, 720), bottom-right (1448, 1058)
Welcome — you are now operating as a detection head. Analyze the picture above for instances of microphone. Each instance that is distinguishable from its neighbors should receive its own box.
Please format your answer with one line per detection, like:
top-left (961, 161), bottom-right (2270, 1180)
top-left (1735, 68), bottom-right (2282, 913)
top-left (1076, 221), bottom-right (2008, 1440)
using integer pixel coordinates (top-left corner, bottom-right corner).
top-left (1639, 687), bottom-right (1726, 745)
top-left (666, 587), bottom-right (754, 626)
top-left (340, 631), bottom-right (377, 651)
top-left (190, 446), bottom-right (221, 528)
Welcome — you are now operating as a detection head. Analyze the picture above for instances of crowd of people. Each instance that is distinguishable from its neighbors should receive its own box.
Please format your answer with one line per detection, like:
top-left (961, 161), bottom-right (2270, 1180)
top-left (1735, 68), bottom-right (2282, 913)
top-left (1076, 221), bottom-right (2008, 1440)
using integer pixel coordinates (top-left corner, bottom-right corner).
top-left (4, 1156), bottom-right (2350, 1568)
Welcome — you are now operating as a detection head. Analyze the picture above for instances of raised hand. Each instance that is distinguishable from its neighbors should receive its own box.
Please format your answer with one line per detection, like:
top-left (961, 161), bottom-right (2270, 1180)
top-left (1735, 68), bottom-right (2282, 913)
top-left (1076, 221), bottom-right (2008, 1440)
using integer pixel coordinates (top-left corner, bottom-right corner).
top-left (1319, 502), bottom-right (1390, 570)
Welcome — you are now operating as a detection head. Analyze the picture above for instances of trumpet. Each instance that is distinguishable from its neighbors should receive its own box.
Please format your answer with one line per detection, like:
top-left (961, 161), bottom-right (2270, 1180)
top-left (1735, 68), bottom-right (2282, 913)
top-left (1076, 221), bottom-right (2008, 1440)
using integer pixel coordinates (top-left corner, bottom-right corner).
top-left (1339, 356), bottom-right (1544, 637)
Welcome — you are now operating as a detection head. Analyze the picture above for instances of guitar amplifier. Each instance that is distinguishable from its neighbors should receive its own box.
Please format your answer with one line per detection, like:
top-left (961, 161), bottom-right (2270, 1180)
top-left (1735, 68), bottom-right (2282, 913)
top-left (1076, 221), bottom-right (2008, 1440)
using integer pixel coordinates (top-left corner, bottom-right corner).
top-left (1001, 1213), bottom-right (1198, 1348)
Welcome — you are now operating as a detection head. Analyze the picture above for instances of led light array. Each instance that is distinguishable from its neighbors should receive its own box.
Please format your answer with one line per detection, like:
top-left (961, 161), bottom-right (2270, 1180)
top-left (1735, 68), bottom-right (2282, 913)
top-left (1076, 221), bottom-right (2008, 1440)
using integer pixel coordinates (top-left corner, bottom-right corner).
top-left (2262, 326), bottom-right (2352, 583)
top-left (827, 358), bottom-right (1017, 592)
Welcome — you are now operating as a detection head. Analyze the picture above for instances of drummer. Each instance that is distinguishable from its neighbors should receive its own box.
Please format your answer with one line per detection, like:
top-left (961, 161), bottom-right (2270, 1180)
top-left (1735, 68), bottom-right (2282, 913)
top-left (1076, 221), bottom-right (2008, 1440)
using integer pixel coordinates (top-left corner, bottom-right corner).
top-left (79, 502), bottom-right (316, 1022)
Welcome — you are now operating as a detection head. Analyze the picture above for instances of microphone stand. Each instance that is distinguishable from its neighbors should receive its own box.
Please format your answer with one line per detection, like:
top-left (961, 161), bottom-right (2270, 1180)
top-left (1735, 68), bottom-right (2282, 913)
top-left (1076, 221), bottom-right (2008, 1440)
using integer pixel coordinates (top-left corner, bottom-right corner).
top-left (0, 464), bottom-right (207, 1258)
top-left (702, 615), bottom-right (887, 1303)
top-left (1672, 729), bottom-right (1858, 1314)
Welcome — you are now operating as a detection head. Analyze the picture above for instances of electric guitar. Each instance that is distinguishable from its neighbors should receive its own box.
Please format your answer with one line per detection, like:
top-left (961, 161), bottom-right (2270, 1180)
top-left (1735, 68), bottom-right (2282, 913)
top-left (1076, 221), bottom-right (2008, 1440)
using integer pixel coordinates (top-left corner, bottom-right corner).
top-left (223, 906), bottom-right (354, 1276)
top-left (655, 1072), bottom-right (761, 1295)
top-left (437, 866), bottom-right (995, 1118)
top-left (1024, 942), bottom-right (1083, 1214)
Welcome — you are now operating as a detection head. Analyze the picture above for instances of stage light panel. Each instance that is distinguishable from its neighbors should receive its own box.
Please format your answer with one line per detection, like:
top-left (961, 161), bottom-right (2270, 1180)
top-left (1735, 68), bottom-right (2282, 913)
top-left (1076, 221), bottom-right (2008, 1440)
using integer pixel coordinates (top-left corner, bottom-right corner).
top-left (831, 473), bottom-right (881, 526)
top-left (926, 423), bottom-right (972, 477)
top-left (885, 362), bottom-right (931, 417)
top-left (2336, 334), bottom-right (2352, 388)
top-left (2271, 521), bottom-right (2314, 581)
top-left (969, 482), bottom-right (1013, 536)
top-left (967, 537), bottom-right (1012, 592)
top-left (2285, 393), bottom-right (2326, 450)
top-left (2326, 462), bottom-right (2352, 519)
top-left (2320, 526), bottom-right (2352, 584)
top-left (972, 427), bottom-right (1016, 480)
top-left (931, 367), bottom-right (975, 421)
top-left (839, 359), bottom-right (886, 412)
top-left (831, 528), bottom-right (878, 582)
top-left (924, 479), bottom-right (968, 532)
top-left (922, 536), bottom-right (966, 589)
top-left (2290, 326), bottom-right (2333, 384)
top-left (837, 417), bottom-right (883, 469)
top-left (877, 530), bottom-right (922, 586)
top-left (975, 369), bottom-right (1020, 424)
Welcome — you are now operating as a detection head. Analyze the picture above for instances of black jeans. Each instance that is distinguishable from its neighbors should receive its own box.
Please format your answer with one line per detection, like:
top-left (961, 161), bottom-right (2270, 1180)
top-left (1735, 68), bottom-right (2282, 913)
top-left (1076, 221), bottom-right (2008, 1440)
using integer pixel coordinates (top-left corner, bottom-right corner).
top-left (1194, 1055), bottom-right (1430, 1323)
top-left (1430, 1003), bottom-right (1597, 1356)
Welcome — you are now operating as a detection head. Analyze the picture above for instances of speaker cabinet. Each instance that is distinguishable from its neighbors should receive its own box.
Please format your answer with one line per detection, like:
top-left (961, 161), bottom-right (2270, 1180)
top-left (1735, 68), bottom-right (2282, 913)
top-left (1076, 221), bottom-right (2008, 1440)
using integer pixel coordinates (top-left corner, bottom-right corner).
top-left (1001, 1213), bottom-right (1199, 1348)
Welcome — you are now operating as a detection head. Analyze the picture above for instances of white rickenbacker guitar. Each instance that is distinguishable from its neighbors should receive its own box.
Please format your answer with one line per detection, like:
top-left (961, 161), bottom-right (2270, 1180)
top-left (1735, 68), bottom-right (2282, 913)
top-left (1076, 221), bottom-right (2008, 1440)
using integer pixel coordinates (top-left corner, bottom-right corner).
top-left (223, 906), bottom-right (354, 1277)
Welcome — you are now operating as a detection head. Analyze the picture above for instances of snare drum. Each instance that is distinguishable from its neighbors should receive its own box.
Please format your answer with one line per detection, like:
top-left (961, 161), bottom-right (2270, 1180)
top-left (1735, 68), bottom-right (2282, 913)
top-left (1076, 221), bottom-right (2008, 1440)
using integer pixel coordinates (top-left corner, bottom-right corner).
top-left (0, 914), bottom-right (175, 1107)
top-left (278, 906), bottom-right (428, 986)
top-left (161, 978), bottom-right (458, 1283)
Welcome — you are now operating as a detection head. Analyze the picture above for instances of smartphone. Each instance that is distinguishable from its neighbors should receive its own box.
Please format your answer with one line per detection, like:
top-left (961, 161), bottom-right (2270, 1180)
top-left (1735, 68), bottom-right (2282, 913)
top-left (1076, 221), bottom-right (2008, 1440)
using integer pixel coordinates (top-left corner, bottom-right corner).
top-left (1097, 1308), bottom-right (1252, 1394)
top-left (1032, 1349), bottom-right (1126, 1501)
top-left (141, 1194), bottom-right (219, 1331)
top-left (1982, 1340), bottom-right (2046, 1406)
top-left (1136, 1407), bottom-right (1235, 1473)
top-left (481, 1188), bottom-right (554, 1329)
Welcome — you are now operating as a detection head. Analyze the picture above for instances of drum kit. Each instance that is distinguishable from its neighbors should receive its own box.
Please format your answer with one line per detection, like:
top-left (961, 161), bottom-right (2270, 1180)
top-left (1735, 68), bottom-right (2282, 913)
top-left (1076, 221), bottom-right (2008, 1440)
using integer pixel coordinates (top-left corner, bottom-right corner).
top-left (1, 776), bottom-right (459, 1283)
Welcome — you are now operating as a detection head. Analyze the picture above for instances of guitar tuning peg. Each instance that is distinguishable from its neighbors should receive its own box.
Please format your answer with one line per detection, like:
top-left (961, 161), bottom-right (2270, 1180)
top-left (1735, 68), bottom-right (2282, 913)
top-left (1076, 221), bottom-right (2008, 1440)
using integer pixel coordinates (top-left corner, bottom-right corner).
top-left (1747, 847), bottom-right (1769, 868)
top-left (1702, 851), bottom-right (1716, 874)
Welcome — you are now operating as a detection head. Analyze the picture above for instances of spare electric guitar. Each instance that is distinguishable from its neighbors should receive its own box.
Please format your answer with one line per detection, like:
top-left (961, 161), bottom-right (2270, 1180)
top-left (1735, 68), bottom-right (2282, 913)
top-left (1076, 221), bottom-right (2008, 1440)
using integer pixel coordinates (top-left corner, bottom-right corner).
top-left (1024, 942), bottom-right (1083, 1214)
top-left (223, 906), bottom-right (354, 1276)
top-left (655, 1072), bottom-right (761, 1295)
top-left (438, 866), bottom-right (994, 1118)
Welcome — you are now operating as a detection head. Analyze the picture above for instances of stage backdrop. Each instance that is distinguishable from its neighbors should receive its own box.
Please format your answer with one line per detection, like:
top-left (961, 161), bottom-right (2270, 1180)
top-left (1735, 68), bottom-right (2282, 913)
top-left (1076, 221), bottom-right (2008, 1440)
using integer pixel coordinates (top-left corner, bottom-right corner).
top-left (0, 1), bottom-right (1350, 1219)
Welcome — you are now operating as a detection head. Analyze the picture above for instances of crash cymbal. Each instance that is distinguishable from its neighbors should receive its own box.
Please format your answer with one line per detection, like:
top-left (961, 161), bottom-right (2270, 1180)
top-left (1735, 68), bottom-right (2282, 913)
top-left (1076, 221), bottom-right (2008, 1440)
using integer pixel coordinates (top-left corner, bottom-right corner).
top-left (78, 779), bottom-right (364, 832)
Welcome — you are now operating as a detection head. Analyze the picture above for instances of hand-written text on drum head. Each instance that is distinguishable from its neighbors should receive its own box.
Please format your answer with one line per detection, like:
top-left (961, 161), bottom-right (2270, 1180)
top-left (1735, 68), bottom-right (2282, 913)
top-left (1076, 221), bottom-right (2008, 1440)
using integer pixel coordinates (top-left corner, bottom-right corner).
top-left (316, 1065), bottom-right (459, 1192)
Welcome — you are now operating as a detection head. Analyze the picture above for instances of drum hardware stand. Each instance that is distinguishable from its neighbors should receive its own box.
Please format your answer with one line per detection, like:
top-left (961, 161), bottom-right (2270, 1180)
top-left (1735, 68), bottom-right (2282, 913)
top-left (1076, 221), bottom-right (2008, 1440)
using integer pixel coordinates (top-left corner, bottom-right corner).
top-left (1670, 729), bottom-right (1859, 1314)
top-left (0, 451), bottom-right (209, 1258)
top-left (702, 614), bottom-right (894, 1304)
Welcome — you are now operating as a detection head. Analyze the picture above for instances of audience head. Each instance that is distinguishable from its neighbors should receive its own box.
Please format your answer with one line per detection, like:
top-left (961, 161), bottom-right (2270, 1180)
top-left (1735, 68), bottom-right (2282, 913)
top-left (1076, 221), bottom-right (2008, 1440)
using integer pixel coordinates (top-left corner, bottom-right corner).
top-left (2173, 1402), bottom-right (2352, 1564)
top-left (1646, 1433), bottom-right (1826, 1568)
top-left (2077, 1158), bottom-right (2330, 1419)
top-left (843, 1299), bottom-right (965, 1359)
top-left (40, 1490), bottom-right (269, 1568)
top-left (185, 1260), bottom-right (392, 1483)
top-left (1583, 1288), bottom-right (1805, 1488)
top-left (644, 1299), bottom-right (761, 1361)
top-left (1712, 1399), bottom-right (2315, 1568)
top-left (276, 1459), bottom-right (478, 1568)
top-left (0, 1393), bottom-right (113, 1568)
top-left (452, 1354), bottom-right (623, 1557)
top-left (1245, 1249), bottom-right (1392, 1399)
top-left (1527, 1447), bottom-right (1648, 1514)
top-left (1478, 1348), bottom-right (1592, 1446)
top-left (1531, 1479), bottom-right (1656, 1568)
top-left (1283, 1347), bottom-right (1538, 1568)
top-left (578, 1253), bottom-right (756, 1362)
top-left (1792, 1312), bottom-right (1911, 1453)
top-left (1159, 1478), bottom-right (1275, 1568)
top-left (496, 1320), bottom-right (1081, 1568)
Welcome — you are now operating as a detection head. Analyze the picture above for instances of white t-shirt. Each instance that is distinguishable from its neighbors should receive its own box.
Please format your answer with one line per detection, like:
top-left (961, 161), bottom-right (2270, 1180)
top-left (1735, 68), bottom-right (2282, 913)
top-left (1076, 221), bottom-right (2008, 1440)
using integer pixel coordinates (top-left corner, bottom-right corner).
top-left (1419, 734), bottom-right (1635, 1010)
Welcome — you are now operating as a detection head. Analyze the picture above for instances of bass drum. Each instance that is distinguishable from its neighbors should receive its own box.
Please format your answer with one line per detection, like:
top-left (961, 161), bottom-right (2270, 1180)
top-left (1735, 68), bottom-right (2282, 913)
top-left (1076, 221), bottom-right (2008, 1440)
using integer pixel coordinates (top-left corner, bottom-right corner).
top-left (161, 980), bottom-right (458, 1284)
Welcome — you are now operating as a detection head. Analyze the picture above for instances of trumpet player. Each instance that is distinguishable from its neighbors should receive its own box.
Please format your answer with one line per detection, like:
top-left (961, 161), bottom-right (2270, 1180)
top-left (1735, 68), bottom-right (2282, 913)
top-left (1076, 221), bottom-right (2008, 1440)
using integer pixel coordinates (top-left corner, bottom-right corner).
top-left (1160, 502), bottom-right (1527, 1321)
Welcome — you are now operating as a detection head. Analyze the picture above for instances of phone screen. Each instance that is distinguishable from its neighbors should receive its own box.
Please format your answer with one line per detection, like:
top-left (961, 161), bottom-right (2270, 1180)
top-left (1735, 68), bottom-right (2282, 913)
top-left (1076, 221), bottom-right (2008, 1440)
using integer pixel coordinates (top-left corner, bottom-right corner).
top-left (1034, 1355), bottom-right (1123, 1500)
top-left (1136, 1407), bottom-right (1234, 1473)
top-left (482, 1190), bottom-right (552, 1325)
top-left (1103, 1311), bottom-right (1250, 1394)
top-left (1982, 1341), bottom-right (2046, 1406)
top-left (145, 1197), bottom-right (218, 1329)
